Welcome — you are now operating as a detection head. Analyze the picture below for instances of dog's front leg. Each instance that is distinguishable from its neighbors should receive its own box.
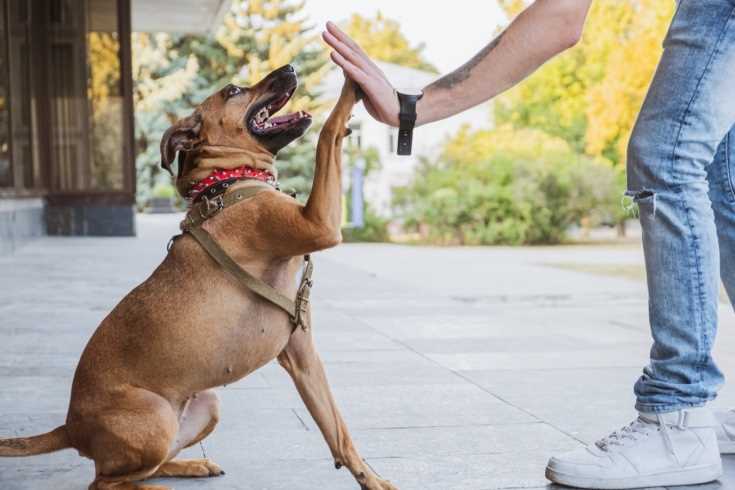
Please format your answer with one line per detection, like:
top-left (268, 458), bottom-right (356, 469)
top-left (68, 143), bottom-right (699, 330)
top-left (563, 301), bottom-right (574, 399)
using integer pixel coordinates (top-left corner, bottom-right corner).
top-left (278, 326), bottom-right (398, 490)
top-left (250, 78), bottom-right (360, 257)
top-left (299, 78), bottom-right (360, 246)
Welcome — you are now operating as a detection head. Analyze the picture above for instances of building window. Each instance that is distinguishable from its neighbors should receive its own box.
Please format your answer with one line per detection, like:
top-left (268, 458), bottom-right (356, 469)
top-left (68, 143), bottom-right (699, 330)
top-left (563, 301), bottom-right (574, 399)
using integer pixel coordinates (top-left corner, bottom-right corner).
top-left (348, 122), bottom-right (362, 149)
top-left (87, 0), bottom-right (124, 191)
top-left (45, 0), bottom-right (126, 192)
top-left (0, 0), bottom-right (36, 190)
top-left (0, 0), bottom-right (10, 187)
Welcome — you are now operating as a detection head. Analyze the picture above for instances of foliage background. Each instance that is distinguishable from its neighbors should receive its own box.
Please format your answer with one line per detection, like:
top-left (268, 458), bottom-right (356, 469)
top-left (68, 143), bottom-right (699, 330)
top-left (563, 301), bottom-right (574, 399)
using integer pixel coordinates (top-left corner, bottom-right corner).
top-left (343, 12), bottom-right (437, 74)
top-left (132, 0), bottom-right (331, 207)
top-left (132, 0), bottom-right (676, 244)
top-left (394, 0), bottom-right (675, 244)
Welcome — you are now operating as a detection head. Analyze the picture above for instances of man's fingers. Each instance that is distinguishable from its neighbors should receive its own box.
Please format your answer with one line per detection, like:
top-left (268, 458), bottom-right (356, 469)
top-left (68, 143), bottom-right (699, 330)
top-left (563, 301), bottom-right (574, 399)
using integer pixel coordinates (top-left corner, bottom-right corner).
top-left (323, 29), bottom-right (391, 85)
top-left (326, 21), bottom-right (368, 56)
top-left (325, 22), bottom-right (388, 80)
top-left (323, 31), bottom-right (372, 72)
top-left (330, 51), bottom-right (369, 86)
top-left (322, 30), bottom-right (349, 53)
top-left (323, 27), bottom-right (363, 59)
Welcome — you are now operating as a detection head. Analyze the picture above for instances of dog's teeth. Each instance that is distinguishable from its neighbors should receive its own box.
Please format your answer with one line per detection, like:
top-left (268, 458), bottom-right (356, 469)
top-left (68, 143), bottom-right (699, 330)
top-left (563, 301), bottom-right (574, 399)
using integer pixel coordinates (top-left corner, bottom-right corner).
top-left (255, 107), bottom-right (269, 124)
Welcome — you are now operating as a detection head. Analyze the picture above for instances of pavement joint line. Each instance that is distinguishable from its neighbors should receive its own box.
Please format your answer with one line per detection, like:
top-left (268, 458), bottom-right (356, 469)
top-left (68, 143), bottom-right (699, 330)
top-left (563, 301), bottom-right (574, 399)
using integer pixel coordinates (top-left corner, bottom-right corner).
top-left (449, 370), bottom-right (586, 446)
top-left (334, 310), bottom-right (587, 446)
top-left (457, 365), bottom-right (644, 373)
top-left (291, 408), bottom-right (310, 431)
top-left (609, 319), bottom-right (647, 332)
top-left (356, 422), bottom-right (547, 431)
top-left (368, 451), bottom-right (511, 459)
top-left (367, 326), bottom-right (589, 446)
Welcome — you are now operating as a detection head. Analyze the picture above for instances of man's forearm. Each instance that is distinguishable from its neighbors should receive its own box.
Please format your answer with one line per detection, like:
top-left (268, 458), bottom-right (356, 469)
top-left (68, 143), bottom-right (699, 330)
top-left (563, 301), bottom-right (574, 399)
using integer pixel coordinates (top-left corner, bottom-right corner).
top-left (416, 0), bottom-right (592, 126)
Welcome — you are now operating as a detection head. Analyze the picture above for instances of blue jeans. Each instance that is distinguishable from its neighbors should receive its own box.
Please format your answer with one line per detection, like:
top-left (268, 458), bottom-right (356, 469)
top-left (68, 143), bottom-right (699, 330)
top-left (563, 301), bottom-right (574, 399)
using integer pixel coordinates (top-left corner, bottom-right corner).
top-left (628, 0), bottom-right (735, 413)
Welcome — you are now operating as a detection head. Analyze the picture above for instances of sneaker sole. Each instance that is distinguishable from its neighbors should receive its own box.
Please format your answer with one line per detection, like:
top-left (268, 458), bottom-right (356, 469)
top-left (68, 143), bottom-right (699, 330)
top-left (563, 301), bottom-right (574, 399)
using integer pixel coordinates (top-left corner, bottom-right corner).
top-left (719, 439), bottom-right (735, 455)
top-left (545, 463), bottom-right (722, 489)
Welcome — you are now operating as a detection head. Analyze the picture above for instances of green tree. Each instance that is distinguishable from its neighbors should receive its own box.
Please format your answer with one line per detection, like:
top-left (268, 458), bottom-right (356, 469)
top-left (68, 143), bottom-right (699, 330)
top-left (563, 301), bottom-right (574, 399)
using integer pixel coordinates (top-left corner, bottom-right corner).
top-left (394, 0), bottom-right (672, 243)
top-left (132, 0), bottom-right (330, 206)
top-left (494, 0), bottom-right (675, 165)
top-left (343, 12), bottom-right (437, 73)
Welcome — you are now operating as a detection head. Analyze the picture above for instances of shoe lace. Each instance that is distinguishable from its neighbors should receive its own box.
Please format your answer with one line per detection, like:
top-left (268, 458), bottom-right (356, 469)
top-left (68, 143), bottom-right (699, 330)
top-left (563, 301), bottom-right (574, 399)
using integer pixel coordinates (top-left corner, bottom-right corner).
top-left (595, 416), bottom-right (660, 452)
top-left (596, 414), bottom-right (686, 460)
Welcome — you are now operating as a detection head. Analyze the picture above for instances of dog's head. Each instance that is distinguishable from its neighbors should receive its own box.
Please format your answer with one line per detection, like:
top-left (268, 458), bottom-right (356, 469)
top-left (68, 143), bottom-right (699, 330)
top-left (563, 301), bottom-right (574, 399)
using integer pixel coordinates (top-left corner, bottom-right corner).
top-left (159, 64), bottom-right (312, 183)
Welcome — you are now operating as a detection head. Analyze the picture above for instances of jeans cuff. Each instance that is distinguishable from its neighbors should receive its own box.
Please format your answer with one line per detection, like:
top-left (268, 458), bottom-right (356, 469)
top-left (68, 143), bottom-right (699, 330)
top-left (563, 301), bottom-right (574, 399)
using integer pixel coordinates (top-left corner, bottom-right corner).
top-left (635, 400), bottom-right (710, 414)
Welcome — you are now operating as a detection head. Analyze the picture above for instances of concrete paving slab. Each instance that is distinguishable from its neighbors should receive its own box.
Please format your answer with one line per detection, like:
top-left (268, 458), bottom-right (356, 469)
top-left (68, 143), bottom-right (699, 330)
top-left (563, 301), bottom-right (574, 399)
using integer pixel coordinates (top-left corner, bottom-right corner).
top-left (461, 367), bottom-right (642, 443)
top-left (2, 215), bottom-right (735, 489)
top-left (426, 345), bottom-right (650, 372)
top-left (294, 384), bottom-right (537, 430)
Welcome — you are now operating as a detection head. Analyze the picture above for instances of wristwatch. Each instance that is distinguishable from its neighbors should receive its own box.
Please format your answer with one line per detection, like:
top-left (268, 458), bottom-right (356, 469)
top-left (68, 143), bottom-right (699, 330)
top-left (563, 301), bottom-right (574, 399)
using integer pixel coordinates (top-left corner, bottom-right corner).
top-left (396, 91), bottom-right (423, 156)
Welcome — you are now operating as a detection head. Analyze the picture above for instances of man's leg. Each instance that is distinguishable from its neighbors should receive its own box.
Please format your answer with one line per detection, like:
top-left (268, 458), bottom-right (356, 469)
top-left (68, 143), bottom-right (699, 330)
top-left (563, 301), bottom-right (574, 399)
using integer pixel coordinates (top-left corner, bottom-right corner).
top-left (547, 1), bottom-right (735, 488)
top-left (708, 127), bottom-right (735, 452)
top-left (709, 128), bottom-right (735, 305)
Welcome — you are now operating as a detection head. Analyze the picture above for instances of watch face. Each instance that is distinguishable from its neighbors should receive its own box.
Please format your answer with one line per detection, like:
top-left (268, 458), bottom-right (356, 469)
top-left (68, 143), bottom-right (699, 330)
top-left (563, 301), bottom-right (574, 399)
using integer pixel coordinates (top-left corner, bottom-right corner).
top-left (396, 87), bottom-right (424, 96)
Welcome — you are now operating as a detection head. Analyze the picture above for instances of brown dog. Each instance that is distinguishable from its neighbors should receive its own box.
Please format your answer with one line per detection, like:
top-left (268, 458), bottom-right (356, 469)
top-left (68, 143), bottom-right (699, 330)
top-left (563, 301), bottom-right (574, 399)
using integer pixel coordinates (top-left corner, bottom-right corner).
top-left (0, 65), bottom-right (398, 490)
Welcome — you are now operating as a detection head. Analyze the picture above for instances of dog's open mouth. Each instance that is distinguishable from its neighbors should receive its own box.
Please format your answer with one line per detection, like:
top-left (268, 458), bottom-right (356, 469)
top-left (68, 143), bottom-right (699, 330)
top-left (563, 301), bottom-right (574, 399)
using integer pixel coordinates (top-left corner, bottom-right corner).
top-left (248, 89), bottom-right (312, 136)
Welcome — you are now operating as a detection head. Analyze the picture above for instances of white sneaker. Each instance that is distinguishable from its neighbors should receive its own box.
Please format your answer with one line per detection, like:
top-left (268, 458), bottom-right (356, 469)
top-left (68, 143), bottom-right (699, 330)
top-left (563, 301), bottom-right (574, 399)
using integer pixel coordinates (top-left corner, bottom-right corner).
top-left (715, 409), bottom-right (735, 454)
top-left (546, 407), bottom-right (723, 489)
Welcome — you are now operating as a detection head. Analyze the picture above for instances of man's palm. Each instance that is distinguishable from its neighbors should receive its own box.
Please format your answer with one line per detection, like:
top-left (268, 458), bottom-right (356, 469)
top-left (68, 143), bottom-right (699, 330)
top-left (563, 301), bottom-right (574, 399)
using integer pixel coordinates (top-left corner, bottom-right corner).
top-left (323, 21), bottom-right (400, 127)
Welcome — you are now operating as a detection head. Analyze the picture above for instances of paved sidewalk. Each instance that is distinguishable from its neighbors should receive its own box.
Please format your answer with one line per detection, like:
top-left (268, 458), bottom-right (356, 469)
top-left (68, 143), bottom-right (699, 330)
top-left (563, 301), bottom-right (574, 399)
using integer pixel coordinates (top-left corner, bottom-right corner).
top-left (1, 214), bottom-right (735, 490)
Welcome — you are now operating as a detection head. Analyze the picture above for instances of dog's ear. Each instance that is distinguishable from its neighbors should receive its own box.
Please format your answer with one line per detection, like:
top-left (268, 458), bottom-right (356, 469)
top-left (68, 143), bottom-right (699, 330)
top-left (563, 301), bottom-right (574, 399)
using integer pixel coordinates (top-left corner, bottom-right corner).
top-left (160, 112), bottom-right (202, 176)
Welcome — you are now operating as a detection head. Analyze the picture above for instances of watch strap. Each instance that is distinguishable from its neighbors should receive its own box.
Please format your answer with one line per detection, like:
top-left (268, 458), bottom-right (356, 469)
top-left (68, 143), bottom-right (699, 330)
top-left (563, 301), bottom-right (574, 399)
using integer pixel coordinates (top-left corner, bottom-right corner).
top-left (396, 91), bottom-right (423, 156)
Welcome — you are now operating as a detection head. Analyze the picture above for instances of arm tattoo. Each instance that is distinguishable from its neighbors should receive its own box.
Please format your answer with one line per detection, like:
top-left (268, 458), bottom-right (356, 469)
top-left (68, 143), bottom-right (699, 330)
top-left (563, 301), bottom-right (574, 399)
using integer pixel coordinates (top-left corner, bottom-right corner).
top-left (427, 31), bottom-right (506, 91)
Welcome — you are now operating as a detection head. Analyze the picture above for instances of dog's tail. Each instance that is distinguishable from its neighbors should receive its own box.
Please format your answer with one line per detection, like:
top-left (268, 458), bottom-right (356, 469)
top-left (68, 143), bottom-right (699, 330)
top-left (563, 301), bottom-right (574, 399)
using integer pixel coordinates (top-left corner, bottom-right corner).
top-left (0, 425), bottom-right (71, 457)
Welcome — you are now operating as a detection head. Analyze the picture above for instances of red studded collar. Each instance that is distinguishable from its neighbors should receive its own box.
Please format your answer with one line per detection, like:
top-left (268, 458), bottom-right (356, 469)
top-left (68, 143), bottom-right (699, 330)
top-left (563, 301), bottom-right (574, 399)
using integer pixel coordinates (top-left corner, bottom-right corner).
top-left (188, 165), bottom-right (277, 204)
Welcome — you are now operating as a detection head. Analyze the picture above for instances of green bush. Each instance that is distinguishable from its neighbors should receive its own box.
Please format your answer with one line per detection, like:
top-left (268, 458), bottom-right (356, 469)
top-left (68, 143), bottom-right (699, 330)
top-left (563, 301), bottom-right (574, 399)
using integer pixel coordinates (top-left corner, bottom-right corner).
top-left (393, 127), bottom-right (624, 245)
top-left (152, 182), bottom-right (176, 199)
top-left (342, 206), bottom-right (390, 243)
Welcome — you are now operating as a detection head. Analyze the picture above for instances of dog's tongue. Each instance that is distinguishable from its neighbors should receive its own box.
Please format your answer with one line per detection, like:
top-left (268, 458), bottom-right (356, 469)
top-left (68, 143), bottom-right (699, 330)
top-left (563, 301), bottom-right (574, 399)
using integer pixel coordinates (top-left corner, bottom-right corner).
top-left (270, 112), bottom-right (303, 125)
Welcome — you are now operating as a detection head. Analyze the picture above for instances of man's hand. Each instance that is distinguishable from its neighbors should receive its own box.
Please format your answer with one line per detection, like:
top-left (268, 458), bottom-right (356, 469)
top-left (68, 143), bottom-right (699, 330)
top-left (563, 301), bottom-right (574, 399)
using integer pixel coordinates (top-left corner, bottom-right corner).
top-left (324, 0), bottom-right (591, 128)
top-left (322, 21), bottom-right (401, 127)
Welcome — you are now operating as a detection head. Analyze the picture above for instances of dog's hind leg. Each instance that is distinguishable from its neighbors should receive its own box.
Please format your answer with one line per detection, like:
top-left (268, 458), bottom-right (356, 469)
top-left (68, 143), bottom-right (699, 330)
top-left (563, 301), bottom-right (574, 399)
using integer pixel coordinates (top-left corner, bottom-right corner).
top-left (77, 387), bottom-right (178, 490)
top-left (150, 459), bottom-right (223, 478)
top-left (90, 482), bottom-right (169, 490)
top-left (149, 389), bottom-right (224, 479)
top-left (169, 389), bottom-right (221, 455)
top-left (278, 324), bottom-right (399, 490)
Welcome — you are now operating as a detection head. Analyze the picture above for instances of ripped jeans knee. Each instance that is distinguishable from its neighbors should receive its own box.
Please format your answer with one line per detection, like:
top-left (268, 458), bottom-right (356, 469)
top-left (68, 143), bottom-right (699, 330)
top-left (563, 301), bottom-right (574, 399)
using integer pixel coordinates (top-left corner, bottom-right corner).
top-left (624, 189), bottom-right (657, 217)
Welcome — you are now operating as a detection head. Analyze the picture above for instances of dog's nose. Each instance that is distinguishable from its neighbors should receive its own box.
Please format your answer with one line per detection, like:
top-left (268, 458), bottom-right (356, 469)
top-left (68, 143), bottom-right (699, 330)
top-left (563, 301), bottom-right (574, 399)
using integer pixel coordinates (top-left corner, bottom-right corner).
top-left (281, 64), bottom-right (295, 73)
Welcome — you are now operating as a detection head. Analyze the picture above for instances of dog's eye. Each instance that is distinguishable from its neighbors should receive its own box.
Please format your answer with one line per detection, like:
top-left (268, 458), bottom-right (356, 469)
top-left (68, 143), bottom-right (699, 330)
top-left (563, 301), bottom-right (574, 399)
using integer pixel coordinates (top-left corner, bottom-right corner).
top-left (225, 85), bottom-right (242, 99)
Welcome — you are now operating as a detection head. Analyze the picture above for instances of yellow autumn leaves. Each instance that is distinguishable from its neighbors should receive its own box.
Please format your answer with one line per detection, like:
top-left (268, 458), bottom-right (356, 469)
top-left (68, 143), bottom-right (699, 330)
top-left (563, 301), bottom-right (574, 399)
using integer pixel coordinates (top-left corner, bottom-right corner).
top-left (497, 0), bottom-right (676, 166)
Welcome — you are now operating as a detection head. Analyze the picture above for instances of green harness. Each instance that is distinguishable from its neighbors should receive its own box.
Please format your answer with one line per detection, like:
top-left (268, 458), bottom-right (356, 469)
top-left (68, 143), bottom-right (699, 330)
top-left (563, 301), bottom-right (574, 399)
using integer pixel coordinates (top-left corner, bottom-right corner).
top-left (177, 184), bottom-right (313, 331)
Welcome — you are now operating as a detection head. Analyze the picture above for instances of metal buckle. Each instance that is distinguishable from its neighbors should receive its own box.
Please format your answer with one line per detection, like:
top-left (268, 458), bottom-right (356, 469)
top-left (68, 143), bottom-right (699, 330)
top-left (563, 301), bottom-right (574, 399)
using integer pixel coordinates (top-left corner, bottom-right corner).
top-left (294, 277), bottom-right (313, 331)
top-left (166, 233), bottom-right (182, 252)
top-left (200, 194), bottom-right (224, 219)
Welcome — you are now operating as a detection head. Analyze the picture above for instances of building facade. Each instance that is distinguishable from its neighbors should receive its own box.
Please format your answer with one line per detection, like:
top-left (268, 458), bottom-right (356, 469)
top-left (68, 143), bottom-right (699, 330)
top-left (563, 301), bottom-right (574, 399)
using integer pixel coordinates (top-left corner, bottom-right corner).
top-left (0, 0), bottom-right (229, 254)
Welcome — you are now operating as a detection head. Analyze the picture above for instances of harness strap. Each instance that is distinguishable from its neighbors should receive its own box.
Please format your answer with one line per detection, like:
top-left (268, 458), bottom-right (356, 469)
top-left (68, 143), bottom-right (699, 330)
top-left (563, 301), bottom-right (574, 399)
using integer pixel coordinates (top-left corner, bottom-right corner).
top-left (179, 182), bottom-right (312, 331)
top-left (182, 184), bottom-right (271, 231)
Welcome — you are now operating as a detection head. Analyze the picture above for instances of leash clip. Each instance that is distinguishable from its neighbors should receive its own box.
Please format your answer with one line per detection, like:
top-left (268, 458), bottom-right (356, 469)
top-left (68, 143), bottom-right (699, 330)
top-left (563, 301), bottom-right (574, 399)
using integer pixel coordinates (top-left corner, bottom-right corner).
top-left (200, 194), bottom-right (224, 219)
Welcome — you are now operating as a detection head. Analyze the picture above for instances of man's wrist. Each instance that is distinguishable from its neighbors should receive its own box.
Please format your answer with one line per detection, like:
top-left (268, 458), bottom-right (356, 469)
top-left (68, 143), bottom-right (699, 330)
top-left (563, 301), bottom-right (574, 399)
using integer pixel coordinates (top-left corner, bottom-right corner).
top-left (415, 88), bottom-right (442, 126)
